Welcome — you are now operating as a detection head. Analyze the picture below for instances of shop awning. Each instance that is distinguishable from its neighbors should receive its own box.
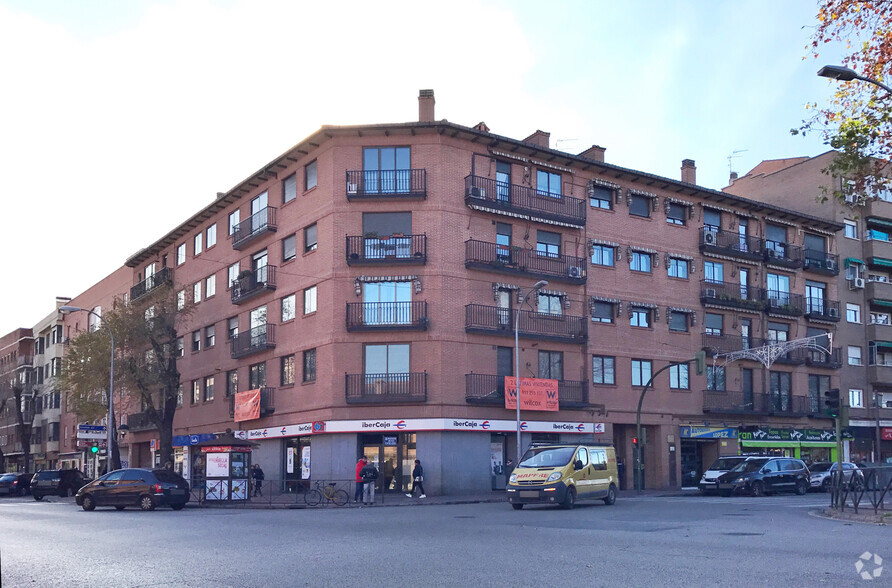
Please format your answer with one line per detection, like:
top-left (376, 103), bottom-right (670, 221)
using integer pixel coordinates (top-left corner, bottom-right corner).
top-left (867, 216), bottom-right (892, 229)
top-left (872, 299), bottom-right (892, 308)
top-left (868, 257), bottom-right (892, 268)
top-left (844, 257), bottom-right (864, 268)
top-left (872, 340), bottom-right (892, 349)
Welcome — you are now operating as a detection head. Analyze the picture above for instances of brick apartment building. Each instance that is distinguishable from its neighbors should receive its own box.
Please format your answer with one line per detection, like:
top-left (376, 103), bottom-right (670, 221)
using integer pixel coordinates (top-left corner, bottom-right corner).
top-left (0, 328), bottom-right (35, 471)
top-left (726, 152), bottom-right (892, 464)
top-left (2, 91), bottom-right (847, 493)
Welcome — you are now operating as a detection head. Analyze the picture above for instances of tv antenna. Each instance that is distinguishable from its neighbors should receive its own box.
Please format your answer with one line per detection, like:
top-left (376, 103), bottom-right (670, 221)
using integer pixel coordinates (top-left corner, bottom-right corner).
top-left (728, 149), bottom-right (748, 174)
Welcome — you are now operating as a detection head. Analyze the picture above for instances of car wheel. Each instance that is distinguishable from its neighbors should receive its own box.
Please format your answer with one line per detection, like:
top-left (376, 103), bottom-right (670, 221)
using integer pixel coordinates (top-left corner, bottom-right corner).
top-left (795, 480), bottom-right (808, 496)
top-left (603, 484), bottom-right (617, 506)
top-left (18, 487), bottom-right (27, 497)
top-left (511, 503), bottom-right (524, 510)
top-left (562, 487), bottom-right (576, 510)
top-left (171, 503), bottom-right (185, 511)
top-left (115, 506), bottom-right (126, 511)
top-left (81, 495), bottom-right (95, 511)
top-left (822, 478), bottom-right (832, 492)
top-left (139, 495), bottom-right (156, 511)
top-left (751, 481), bottom-right (764, 497)
top-left (33, 494), bottom-right (43, 501)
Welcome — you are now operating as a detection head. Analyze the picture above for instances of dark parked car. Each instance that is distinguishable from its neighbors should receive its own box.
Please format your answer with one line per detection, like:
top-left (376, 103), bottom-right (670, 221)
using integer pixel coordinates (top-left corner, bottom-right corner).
top-left (698, 456), bottom-right (749, 494)
top-left (76, 468), bottom-right (190, 511)
top-left (31, 469), bottom-right (90, 500)
top-left (0, 473), bottom-right (33, 496)
top-left (716, 457), bottom-right (810, 497)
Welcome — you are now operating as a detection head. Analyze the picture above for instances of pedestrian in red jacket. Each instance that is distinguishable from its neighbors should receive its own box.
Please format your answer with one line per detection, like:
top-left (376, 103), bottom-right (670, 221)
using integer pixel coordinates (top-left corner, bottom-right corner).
top-left (354, 456), bottom-right (367, 503)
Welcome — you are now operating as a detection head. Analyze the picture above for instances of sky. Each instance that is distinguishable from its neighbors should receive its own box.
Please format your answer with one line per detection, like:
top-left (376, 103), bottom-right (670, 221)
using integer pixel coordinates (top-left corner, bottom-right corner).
top-left (0, 0), bottom-right (848, 336)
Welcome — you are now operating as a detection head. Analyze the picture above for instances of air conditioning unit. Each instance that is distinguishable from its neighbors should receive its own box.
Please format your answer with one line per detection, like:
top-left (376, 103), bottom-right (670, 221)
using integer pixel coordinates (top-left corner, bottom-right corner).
top-left (766, 249), bottom-right (777, 258)
top-left (828, 307), bottom-right (839, 318)
top-left (467, 186), bottom-right (486, 199)
top-left (347, 182), bottom-right (359, 195)
top-left (568, 266), bottom-right (583, 279)
top-left (850, 277), bottom-right (866, 290)
top-left (825, 259), bottom-right (837, 271)
top-left (702, 230), bottom-right (718, 246)
top-left (704, 288), bottom-right (717, 298)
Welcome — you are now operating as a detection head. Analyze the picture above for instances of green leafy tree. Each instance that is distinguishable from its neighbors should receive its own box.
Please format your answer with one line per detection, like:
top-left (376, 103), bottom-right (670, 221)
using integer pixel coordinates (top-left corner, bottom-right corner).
top-left (796, 0), bottom-right (892, 202)
top-left (60, 284), bottom-right (191, 471)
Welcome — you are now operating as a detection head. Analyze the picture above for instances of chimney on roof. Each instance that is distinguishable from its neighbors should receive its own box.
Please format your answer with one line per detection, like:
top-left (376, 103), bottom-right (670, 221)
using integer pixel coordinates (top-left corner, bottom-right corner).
top-left (681, 159), bottom-right (696, 184)
top-left (729, 171), bottom-right (738, 185)
top-left (418, 89), bottom-right (435, 122)
top-left (523, 130), bottom-right (550, 149)
top-left (474, 121), bottom-right (490, 132)
top-left (580, 144), bottom-right (606, 163)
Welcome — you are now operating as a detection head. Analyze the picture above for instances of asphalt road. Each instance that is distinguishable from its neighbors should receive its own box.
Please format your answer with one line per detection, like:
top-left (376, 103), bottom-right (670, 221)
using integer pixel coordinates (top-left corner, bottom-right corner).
top-left (0, 492), bottom-right (887, 587)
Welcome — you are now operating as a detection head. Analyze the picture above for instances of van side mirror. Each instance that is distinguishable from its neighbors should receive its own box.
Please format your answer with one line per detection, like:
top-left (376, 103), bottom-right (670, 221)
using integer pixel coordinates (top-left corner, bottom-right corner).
top-left (574, 460), bottom-right (584, 471)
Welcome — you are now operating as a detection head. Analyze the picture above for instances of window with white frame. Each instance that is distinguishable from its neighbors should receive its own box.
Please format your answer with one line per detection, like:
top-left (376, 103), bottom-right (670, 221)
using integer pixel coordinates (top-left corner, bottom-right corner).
top-left (176, 243), bottom-right (186, 265)
top-left (848, 346), bottom-right (863, 366)
top-left (193, 282), bottom-right (201, 303)
top-left (228, 263), bottom-right (239, 289)
top-left (631, 308), bottom-right (651, 328)
top-left (228, 210), bottom-right (240, 235)
top-left (844, 220), bottom-right (858, 239)
top-left (304, 286), bottom-right (317, 314)
top-left (194, 232), bottom-right (202, 256)
top-left (177, 289), bottom-right (185, 310)
top-left (207, 223), bottom-right (217, 248)
top-left (849, 389), bottom-right (864, 408)
top-left (871, 312), bottom-right (891, 325)
top-left (205, 274), bottom-right (216, 298)
top-left (282, 294), bottom-right (296, 322)
top-left (846, 303), bottom-right (861, 323)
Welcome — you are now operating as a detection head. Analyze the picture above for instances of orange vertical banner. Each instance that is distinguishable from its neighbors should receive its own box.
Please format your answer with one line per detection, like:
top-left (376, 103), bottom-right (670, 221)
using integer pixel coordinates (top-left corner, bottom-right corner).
top-left (234, 389), bottom-right (261, 422)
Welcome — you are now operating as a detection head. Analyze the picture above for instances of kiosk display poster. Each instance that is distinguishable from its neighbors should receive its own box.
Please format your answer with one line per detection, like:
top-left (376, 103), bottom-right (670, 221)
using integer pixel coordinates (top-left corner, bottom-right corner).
top-left (206, 453), bottom-right (230, 478)
top-left (205, 479), bottom-right (228, 500)
top-left (301, 446), bottom-right (311, 480)
top-left (230, 479), bottom-right (248, 500)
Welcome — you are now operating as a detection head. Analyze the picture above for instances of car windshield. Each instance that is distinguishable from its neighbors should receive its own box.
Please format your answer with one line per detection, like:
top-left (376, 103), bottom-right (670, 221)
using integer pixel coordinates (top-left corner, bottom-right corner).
top-left (518, 447), bottom-right (576, 468)
top-left (710, 457), bottom-right (744, 471)
top-left (810, 463), bottom-right (832, 472)
top-left (730, 459), bottom-right (767, 473)
top-left (33, 471), bottom-right (59, 480)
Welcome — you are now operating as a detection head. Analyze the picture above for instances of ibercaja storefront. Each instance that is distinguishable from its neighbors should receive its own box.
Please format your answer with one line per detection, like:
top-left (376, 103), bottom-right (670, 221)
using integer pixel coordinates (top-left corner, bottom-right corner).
top-left (241, 418), bottom-right (608, 495)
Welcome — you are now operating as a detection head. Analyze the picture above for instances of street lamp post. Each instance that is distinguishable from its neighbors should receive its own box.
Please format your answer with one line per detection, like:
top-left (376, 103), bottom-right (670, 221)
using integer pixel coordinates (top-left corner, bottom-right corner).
top-left (514, 280), bottom-right (548, 464)
top-left (59, 305), bottom-right (116, 473)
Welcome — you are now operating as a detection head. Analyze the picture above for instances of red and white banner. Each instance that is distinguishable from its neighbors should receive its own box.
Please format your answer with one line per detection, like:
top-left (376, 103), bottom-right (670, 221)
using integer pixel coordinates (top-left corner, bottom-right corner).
top-left (233, 389), bottom-right (261, 422)
top-left (504, 377), bottom-right (559, 412)
top-left (882, 427), bottom-right (892, 441)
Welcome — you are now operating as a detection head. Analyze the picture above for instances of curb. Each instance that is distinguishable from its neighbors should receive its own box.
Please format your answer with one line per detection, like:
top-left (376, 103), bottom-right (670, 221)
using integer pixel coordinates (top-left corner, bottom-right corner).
top-left (815, 507), bottom-right (892, 525)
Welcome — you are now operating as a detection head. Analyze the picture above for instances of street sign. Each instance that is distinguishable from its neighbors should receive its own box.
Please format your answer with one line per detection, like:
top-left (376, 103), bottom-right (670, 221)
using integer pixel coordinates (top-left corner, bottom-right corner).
top-left (77, 425), bottom-right (107, 440)
top-left (76, 439), bottom-right (107, 449)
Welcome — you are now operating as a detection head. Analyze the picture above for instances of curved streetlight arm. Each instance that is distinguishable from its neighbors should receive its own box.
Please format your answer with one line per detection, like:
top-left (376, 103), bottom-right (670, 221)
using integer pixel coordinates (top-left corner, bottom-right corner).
top-left (818, 65), bottom-right (892, 95)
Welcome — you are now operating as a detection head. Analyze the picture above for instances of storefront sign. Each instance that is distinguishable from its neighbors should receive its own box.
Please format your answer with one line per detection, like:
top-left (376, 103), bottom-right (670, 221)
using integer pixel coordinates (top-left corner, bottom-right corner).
top-left (205, 453), bottom-right (230, 477)
top-left (384, 436), bottom-right (398, 446)
top-left (247, 422), bottom-right (314, 440)
top-left (199, 446), bottom-right (252, 453)
top-left (680, 427), bottom-right (738, 439)
top-left (77, 425), bottom-right (107, 439)
top-left (504, 377), bottom-right (559, 412)
top-left (234, 389), bottom-right (261, 422)
top-left (173, 433), bottom-right (217, 447)
top-left (882, 428), bottom-right (892, 441)
top-left (322, 418), bottom-right (601, 434)
top-left (740, 426), bottom-right (853, 443)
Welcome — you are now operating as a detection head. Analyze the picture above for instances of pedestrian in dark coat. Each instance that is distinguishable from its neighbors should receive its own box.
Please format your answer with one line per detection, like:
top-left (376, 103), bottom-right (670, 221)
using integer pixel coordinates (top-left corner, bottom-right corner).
top-left (360, 460), bottom-right (379, 505)
top-left (252, 464), bottom-right (265, 497)
top-left (406, 459), bottom-right (426, 498)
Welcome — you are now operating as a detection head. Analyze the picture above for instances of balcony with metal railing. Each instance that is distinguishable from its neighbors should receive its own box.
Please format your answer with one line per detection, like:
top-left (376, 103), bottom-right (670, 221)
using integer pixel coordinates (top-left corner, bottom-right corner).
top-left (803, 251), bottom-right (840, 276)
top-left (345, 372), bottom-right (427, 404)
top-left (232, 207), bottom-right (277, 250)
top-left (464, 175), bottom-right (586, 227)
top-left (228, 387), bottom-right (275, 418)
top-left (126, 410), bottom-right (158, 432)
top-left (703, 391), bottom-right (809, 416)
top-left (230, 324), bottom-right (276, 359)
top-left (345, 169), bottom-right (427, 200)
top-left (231, 266), bottom-right (277, 305)
top-left (804, 347), bottom-right (842, 369)
top-left (464, 304), bottom-right (588, 343)
top-left (464, 373), bottom-right (589, 408)
top-left (866, 278), bottom-right (892, 304)
top-left (763, 342), bottom-right (807, 366)
top-left (346, 234), bottom-right (427, 265)
top-left (804, 297), bottom-right (841, 322)
top-left (699, 227), bottom-right (764, 261)
top-left (702, 333), bottom-right (755, 356)
top-left (763, 240), bottom-right (803, 269)
top-left (699, 280), bottom-right (766, 312)
top-left (465, 240), bottom-right (587, 284)
top-left (130, 267), bottom-right (174, 302)
top-left (764, 291), bottom-right (805, 317)
top-left (346, 301), bottom-right (428, 332)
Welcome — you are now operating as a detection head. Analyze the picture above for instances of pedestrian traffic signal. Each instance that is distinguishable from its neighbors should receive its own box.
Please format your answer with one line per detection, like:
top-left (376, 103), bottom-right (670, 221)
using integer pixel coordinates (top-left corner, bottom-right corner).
top-left (824, 388), bottom-right (841, 417)
top-left (89, 443), bottom-right (99, 454)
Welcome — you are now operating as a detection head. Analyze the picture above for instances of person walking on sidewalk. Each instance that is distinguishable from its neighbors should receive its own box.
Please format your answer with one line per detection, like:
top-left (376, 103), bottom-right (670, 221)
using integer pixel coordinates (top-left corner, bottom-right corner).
top-left (252, 464), bottom-right (265, 497)
top-left (360, 459), bottom-right (379, 505)
top-left (354, 456), bottom-right (367, 503)
top-left (406, 459), bottom-right (426, 498)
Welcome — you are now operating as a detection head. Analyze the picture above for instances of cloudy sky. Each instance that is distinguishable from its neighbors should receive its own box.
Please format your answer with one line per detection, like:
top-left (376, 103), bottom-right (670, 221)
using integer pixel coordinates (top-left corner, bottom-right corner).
top-left (0, 0), bottom-right (846, 335)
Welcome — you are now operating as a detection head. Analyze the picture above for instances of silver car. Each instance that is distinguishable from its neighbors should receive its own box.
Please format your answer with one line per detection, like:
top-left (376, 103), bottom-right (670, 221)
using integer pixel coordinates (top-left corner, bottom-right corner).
top-left (808, 462), bottom-right (863, 491)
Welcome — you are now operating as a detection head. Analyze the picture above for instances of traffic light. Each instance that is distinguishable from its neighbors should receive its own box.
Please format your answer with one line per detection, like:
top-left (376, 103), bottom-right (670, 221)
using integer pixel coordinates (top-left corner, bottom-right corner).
top-left (694, 350), bottom-right (706, 375)
top-left (89, 443), bottom-right (99, 454)
top-left (824, 388), bottom-right (841, 417)
top-left (632, 437), bottom-right (639, 447)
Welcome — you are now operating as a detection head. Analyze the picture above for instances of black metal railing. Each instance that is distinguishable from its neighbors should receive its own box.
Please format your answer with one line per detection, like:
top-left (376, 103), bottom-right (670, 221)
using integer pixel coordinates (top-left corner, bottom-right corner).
top-left (763, 290), bottom-right (805, 316)
top-left (763, 240), bottom-right (803, 268)
top-left (345, 169), bottom-right (427, 199)
top-left (346, 234), bottom-right (427, 264)
top-left (702, 333), bottom-right (757, 355)
top-left (130, 267), bottom-right (173, 301)
top-left (805, 347), bottom-right (843, 369)
top-left (230, 324), bottom-right (276, 359)
top-left (699, 227), bottom-right (764, 260)
top-left (231, 266), bottom-right (277, 304)
top-left (699, 280), bottom-right (766, 311)
top-left (232, 207), bottom-right (278, 250)
top-left (764, 344), bottom-right (806, 365)
top-left (346, 301), bottom-right (428, 331)
top-left (228, 387), bottom-right (275, 418)
top-left (804, 297), bottom-right (841, 322)
top-left (126, 411), bottom-right (158, 432)
top-left (803, 251), bottom-right (840, 275)
top-left (464, 175), bottom-right (586, 227)
top-left (345, 372), bottom-right (427, 404)
top-left (464, 304), bottom-right (588, 343)
top-left (703, 391), bottom-right (808, 415)
top-left (830, 465), bottom-right (892, 514)
top-left (464, 373), bottom-right (589, 408)
top-left (465, 239), bottom-right (587, 284)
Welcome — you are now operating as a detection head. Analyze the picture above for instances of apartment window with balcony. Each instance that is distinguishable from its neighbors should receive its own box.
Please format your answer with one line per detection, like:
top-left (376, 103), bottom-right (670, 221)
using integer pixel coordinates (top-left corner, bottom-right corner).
top-left (282, 294), bottom-right (296, 322)
top-left (194, 232), bottom-right (203, 256)
top-left (177, 289), bottom-right (185, 310)
top-left (205, 274), bottom-right (216, 298)
top-left (536, 230), bottom-right (561, 258)
top-left (805, 280), bottom-right (825, 314)
top-left (666, 203), bottom-right (686, 226)
top-left (591, 245), bottom-right (614, 267)
top-left (668, 311), bottom-right (689, 332)
top-left (592, 355), bottom-right (615, 385)
top-left (538, 350), bottom-right (563, 380)
top-left (305, 223), bottom-right (317, 253)
top-left (871, 312), bottom-right (891, 325)
top-left (227, 317), bottom-right (238, 340)
top-left (536, 170), bottom-right (562, 198)
top-left (589, 186), bottom-right (612, 210)
top-left (193, 282), bottom-right (201, 304)
top-left (363, 281), bottom-right (412, 324)
top-left (176, 243), bottom-right (186, 265)
top-left (303, 348), bottom-right (316, 382)
top-left (204, 376), bottom-right (215, 401)
top-left (631, 308), bottom-right (651, 328)
top-left (249, 362), bottom-right (266, 389)
top-left (703, 209), bottom-right (721, 231)
top-left (192, 331), bottom-right (201, 352)
top-left (207, 223), bottom-right (217, 248)
top-left (629, 195), bottom-right (650, 218)
top-left (669, 364), bottom-right (689, 389)
top-left (848, 346), bottom-right (863, 366)
top-left (304, 286), bottom-right (317, 315)
top-left (281, 354), bottom-right (295, 386)
top-left (305, 161), bottom-right (317, 190)
top-left (809, 375), bottom-right (830, 410)
top-left (767, 321), bottom-right (789, 344)
top-left (844, 220), bottom-right (858, 239)
top-left (630, 251), bottom-right (652, 273)
top-left (538, 293), bottom-right (563, 315)
top-left (704, 313), bottom-right (723, 336)
top-left (707, 366), bottom-right (726, 391)
top-left (668, 257), bottom-right (689, 279)
top-left (847, 303), bottom-right (861, 323)
top-left (766, 273), bottom-right (791, 305)
top-left (283, 173), bottom-right (297, 203)
top-left (283, 234), bottom-right (297, 262)
top-left (850, 389), bottom-right (864, 408)
top-left (631, 359), bottom-right (652, 387)
top-left (769, 371), bottom-right (792, 409)
top-left (704, 261), bottom-right (723, 284)
top-left (591, 301), bottom-right (614, 324)
top-left (175, 337), bottom-right (183, 358)
top-left (869, 272), bottom-right (891, 283)
top-left (765, 224), bottom-right (787, 256)
top-left (226, 370), bottom-right (238, 397)
top-left (365, 343), bottom-right (408, 378)
top-left (868, 225), bottom-right (892, 241)
top-left (228, 263), bottom-right (239, 289)
top-left (363, 147), bottom-right (410, 193)
top-left (205, 325), bottom-right (215, 348)
top-left (228, 210), bottom-right (240, 236)
top-left (191, 380), bottom-right (200, 404)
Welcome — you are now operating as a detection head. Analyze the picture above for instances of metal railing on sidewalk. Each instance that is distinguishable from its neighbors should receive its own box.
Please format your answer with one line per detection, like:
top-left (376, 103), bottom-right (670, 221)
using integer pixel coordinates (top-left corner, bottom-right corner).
top-left (186, 478), bottom-right (420, 508)
top-left (829, 465), bottom-right (892, 514)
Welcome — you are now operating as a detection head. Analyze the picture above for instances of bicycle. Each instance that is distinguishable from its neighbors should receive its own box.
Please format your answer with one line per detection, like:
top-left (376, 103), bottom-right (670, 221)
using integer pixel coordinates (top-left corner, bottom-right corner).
top-left (304, 480), bottom-right (349, 507)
